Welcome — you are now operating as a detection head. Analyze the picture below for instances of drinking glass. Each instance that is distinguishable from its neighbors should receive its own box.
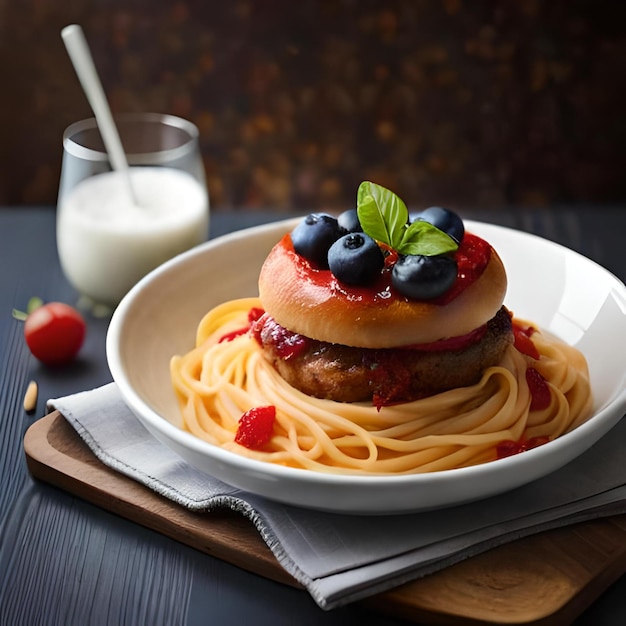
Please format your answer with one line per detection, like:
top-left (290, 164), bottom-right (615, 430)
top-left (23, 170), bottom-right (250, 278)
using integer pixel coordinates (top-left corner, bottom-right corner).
top-left (57, 113), bottom-right (209, 310)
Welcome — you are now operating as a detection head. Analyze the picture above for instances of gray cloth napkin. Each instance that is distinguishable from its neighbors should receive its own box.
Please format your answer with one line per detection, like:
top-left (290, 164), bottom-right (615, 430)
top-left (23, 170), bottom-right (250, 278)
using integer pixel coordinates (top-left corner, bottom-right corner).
top-left (48, 383), bottom-right (626, 610)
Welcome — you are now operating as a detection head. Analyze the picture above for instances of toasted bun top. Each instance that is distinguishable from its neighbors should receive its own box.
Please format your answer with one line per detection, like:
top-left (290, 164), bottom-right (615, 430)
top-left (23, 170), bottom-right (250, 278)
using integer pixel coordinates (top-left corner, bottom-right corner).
top-left (258, 233), bottom-right (507, 348)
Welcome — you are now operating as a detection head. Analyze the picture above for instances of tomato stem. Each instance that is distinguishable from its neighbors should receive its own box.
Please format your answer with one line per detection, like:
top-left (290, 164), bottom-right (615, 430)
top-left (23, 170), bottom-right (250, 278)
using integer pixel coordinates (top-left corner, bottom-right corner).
top-left (11, 296), bottom-right (44, 322)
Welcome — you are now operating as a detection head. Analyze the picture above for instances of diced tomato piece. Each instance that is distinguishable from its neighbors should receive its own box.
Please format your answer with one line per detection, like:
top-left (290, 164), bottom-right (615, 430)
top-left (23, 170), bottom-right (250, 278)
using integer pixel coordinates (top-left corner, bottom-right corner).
top-left (235, 406), bottom-right (276, 449)
top-left (513, 323), bottom-right (540, 359)
top-left (496, 435), bottom-right (550, 459)
top-left (219, 307), bottom-right (266, 343)
top-left (526, 367), bottom-right (551, 411)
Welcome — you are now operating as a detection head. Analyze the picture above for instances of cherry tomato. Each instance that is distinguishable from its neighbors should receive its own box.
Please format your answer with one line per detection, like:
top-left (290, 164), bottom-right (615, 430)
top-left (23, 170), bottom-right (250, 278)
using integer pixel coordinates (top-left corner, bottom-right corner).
top-left (23, 302), bottom-right (86, 366)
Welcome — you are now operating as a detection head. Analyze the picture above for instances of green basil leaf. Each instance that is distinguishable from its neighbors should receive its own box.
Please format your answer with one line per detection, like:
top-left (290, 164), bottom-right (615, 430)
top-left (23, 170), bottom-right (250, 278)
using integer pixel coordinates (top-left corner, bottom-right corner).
top-left (355, 180), bottom-right (458, 256)
top-left (398, 221), bottom-right (459, 256)
top-left (357, 181), bottom-right (408, 248)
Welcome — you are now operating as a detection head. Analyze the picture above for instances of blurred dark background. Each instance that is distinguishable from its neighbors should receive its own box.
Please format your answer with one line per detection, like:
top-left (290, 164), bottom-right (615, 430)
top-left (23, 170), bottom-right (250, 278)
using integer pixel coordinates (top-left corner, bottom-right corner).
top-left (0, 0), bottom-right (624, 213)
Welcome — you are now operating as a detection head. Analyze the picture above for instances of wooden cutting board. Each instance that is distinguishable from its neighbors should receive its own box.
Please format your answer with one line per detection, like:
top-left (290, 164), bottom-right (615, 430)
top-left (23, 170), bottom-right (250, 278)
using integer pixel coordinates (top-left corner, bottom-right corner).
top-left (24, 411), bottom-right (626, 625)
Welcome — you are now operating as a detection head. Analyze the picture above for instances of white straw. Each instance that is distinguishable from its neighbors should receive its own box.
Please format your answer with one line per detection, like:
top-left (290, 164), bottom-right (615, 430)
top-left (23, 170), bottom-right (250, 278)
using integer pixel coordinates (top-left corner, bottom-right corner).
top-left (61, 24), bottom-right (137, 205)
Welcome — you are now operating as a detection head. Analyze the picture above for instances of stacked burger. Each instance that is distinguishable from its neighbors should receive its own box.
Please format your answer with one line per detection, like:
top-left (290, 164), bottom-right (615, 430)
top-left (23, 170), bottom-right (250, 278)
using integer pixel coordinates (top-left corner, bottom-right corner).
top-left (254, 182), bottom-right (513, 407)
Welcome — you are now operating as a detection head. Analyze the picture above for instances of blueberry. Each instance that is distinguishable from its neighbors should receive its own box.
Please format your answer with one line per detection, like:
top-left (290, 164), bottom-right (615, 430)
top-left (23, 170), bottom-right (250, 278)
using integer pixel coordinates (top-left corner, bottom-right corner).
top-left (328, 233), bottom-right (384, 286)
top-left (412, 206), bottom-right (464, 243)
top-left (391, 254), bottom-right (457, 300)
top-left (337, 208), bottom-right (362, 233)
top-left (290, 213), bottom-right (343, 268)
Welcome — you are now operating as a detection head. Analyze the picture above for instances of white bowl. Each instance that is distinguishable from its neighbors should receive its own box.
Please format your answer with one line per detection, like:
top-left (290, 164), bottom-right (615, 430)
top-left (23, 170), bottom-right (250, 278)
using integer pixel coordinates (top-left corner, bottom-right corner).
top-left (107, 219), bottom-right (626, 514)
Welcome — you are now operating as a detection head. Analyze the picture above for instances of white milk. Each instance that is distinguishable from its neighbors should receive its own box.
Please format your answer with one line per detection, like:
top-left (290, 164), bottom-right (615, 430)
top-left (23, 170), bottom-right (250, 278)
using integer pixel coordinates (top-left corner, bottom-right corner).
top-left (57, 167), bottom-right (209, 305)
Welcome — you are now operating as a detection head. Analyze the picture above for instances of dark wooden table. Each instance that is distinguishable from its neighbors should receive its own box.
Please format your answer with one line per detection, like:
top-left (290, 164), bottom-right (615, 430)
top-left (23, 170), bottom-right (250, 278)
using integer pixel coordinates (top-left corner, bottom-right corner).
top-left (1, 205), bottom-right (625, 625)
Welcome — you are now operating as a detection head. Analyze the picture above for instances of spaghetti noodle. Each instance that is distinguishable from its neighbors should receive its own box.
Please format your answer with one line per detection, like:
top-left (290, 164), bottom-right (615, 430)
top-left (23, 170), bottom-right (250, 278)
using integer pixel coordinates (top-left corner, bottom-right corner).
top-left (170, 297), bottom-right (593, 474)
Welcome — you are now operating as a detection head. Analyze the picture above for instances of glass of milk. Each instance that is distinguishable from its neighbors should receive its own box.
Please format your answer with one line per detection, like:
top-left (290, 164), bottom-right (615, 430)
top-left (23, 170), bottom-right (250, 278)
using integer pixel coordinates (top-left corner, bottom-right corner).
top-left (57, 113), bottom-right (209, 309)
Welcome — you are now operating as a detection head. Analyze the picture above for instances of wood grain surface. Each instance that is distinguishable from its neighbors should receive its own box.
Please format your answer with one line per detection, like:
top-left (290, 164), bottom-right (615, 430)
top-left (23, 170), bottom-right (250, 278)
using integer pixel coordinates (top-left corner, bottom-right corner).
top-left (24, 411), bottom-right (626, 625)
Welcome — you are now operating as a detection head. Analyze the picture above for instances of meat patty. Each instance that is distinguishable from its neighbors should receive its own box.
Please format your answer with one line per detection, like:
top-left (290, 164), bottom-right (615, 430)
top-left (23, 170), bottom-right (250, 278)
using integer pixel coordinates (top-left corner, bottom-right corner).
top-left (253, 307), bottom-right (514, 406)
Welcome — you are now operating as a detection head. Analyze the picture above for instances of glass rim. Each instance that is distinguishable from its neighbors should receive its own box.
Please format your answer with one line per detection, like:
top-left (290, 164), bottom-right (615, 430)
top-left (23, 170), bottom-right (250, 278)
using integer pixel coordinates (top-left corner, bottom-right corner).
top-left (62, 113), bottom-right (200, 164)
